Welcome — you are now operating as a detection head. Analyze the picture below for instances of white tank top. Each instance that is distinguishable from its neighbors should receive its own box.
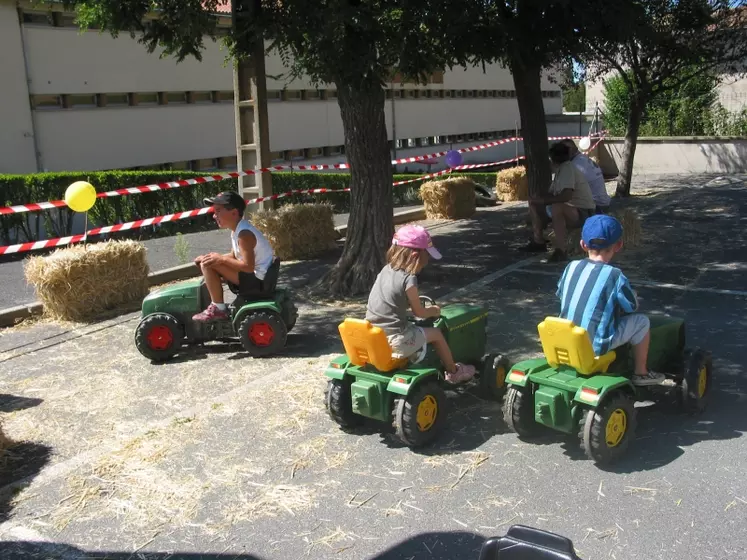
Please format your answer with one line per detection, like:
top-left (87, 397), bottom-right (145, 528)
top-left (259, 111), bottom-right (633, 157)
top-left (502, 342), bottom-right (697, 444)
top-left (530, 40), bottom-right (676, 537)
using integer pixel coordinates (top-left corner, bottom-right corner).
top-left (231, 219), bottom-right (274, 280)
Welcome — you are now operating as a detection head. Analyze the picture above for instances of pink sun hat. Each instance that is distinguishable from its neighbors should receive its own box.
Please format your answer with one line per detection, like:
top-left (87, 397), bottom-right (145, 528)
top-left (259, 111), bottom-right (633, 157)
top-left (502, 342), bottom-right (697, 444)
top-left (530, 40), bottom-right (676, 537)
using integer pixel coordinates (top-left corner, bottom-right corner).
top-left (392, 224), bottom-right (442, 260)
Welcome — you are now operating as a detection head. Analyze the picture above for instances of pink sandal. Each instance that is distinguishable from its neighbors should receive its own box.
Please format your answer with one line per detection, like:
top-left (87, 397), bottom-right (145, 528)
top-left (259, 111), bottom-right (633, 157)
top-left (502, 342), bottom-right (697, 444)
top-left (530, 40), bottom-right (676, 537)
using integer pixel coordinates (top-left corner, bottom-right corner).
top-left (445, 363), bottom-right (476, 384)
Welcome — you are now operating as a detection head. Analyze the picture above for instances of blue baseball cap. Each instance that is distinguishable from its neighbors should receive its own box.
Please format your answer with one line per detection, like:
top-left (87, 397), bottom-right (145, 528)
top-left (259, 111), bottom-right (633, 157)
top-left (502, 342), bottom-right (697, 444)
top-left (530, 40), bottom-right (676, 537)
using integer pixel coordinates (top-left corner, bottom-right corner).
top-left (582, 214), bottom-right (623, 250)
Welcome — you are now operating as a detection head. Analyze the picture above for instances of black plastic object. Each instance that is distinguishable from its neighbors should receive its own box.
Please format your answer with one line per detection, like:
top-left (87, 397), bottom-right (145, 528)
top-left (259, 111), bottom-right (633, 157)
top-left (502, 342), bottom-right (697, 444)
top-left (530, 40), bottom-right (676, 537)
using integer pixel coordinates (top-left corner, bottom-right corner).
top-left (478, 525), bottom-right (581, 560)
top-left (228, 257), bottom-right (281, 298)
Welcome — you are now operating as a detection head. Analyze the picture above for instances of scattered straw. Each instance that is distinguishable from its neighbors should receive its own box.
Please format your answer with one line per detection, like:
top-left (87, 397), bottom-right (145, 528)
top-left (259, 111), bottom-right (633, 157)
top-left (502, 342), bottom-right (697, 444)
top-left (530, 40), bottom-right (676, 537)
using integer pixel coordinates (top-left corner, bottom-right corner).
top-left (251, 203), bottom-right (338, 260)
top-left (0, 421), bottom-right (15, 461)
top-left (450, 451), bottom-right (490, 489)
top-left (226, 482), bottom-right (317, 522)
top-left (495, 166), bottom-right (528, 201)
top-left (612, 207), bottom-right (643, 248)
top-left (23, 240), bottom-right (149, 322)
top-left (419, 176), bottom-right (476, 219)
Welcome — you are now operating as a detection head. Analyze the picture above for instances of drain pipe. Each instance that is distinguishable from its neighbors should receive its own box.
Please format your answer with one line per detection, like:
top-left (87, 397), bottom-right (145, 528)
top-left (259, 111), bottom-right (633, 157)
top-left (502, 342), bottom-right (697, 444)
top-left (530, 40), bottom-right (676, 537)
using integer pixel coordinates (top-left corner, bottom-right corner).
top-left (16, 3), bottom-right (43, 172)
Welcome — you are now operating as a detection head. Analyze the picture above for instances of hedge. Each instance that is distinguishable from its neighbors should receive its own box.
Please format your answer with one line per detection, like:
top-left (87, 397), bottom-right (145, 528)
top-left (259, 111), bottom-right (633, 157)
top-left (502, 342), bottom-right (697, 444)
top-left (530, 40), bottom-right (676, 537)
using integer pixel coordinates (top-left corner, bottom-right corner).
top-left (0, 170), bottom-right (503, 246)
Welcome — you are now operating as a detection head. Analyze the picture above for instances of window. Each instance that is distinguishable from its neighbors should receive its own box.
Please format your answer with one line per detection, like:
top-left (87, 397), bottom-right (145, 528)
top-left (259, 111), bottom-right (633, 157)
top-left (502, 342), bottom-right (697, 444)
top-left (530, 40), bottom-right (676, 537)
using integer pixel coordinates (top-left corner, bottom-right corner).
top-left (67, 94), bottom-right (97, 108)
top-left (31, 95), bottom-right (62, 110)
top-left (216, 90), bottom-right (234, 103)
top-left (328, 145), bottom-right (343, 155)
top-left (283, 90), bottom-right (302, 101)
top-left (285, 149), bottom-right (304, 161)
top-left (218, 156), bottom-right (238, 169)
top-left (22, 11), bottom-right (53, 25)
top-left (267, 90), bottom-right (282, 101)
top-left (167, 91), bottom-right (187, 104)
top-left (327, 90), bottom-right (338, 99)
top-left (270, 151), bottom-right (285, 163)
top-left (304, 89), bottom-right (321, 100)
top-left (193, 158), bottom-right (217, 171)
top-left (105, 93), bottom-right (131, 106)
top-left (190, 91), bottom-right (213, 104)
top-left (306, 147), bottom-right (324, 158)
top-left (405, 90), bottom-right (416, 99)
top-left (135, 92), bottom-right (159, 105)
top-left (420, 137), bottom-right (430, 146)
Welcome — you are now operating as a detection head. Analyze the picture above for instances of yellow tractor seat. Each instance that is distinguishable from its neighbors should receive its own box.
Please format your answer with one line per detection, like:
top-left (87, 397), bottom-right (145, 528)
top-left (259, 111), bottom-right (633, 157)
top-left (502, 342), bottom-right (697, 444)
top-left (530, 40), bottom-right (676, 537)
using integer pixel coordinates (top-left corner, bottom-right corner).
top-left (338, 318), bottom-right (409, 373)
top-left (537, 317), bottom-right (616, 376)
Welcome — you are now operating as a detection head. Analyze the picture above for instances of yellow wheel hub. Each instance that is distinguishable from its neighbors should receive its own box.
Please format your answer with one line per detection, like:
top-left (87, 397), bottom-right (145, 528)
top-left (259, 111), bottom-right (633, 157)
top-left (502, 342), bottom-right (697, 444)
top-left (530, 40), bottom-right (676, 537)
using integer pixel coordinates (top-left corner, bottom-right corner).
top-left (416, 395), bottom-right (438, 432)
top-left (605, 408), bottom-right (627, 447)
top-left (697, 365), bottom-right (707, 398)
top-left (496, 365), bottom-right (506, 388)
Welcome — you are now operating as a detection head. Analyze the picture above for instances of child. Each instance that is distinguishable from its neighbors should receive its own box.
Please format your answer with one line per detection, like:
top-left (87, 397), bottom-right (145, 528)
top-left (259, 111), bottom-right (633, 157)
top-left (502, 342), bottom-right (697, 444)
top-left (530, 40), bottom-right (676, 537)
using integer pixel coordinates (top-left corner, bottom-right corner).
top-left (365, 224), bottom-right (476, 384)
top-left (555, 214), bottom-right (665, 386)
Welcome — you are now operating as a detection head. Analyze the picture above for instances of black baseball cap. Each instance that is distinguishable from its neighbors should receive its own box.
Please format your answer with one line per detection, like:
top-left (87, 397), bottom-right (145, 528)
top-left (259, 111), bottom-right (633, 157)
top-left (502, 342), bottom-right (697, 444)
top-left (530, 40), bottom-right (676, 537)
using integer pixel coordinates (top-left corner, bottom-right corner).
top-left (204, 191), bottom-right (246, 214)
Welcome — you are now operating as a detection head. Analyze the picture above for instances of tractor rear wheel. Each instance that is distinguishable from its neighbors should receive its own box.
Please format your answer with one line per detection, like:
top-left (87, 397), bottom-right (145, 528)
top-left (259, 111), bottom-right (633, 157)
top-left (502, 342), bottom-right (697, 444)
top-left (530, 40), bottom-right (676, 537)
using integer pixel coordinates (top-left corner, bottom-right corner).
top-left (325, 378), bottom-right (362, 429)
top-left (134, 313), bottom-right (183, 362)
top-left (582, 392), bottom-right (636, 465)
top-left (503, 386), bottom-right (537, 438)
top-left (480, 353), bottom-right (509, 399)
top-left (681, 348), bottom-right (712, 414)
top-left (394, 381), bottom-right (447, 447)
top-left (238, 310), bottom-right (287, 357)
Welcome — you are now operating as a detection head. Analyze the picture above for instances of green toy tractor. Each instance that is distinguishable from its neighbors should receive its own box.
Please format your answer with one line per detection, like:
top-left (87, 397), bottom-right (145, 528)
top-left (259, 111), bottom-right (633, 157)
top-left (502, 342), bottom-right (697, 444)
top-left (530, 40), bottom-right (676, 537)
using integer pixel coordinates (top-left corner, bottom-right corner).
top-left (323, 296), bottom-right (509, 448)
top-left (503, 314), bottom-right (713, 465)
top-left (134, 257), bottom-right (297, 362)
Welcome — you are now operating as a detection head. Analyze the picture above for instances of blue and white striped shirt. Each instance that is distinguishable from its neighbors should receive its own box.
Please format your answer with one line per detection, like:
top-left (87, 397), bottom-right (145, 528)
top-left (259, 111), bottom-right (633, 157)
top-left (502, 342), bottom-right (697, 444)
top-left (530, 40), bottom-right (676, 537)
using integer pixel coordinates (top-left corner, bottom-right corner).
top-left (555, 259), bottom-right (638, 355)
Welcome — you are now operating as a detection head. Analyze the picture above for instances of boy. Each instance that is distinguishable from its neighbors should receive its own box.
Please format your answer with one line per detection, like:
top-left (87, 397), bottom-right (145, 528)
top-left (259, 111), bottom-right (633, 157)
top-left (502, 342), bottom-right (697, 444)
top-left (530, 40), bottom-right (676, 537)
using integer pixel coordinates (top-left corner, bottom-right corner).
top-left (555, 214), bottom-right (665, 386)
top-left (192, 191), bottom-right (275, 322)
top-left (561, 138), bottom-right (611, 213)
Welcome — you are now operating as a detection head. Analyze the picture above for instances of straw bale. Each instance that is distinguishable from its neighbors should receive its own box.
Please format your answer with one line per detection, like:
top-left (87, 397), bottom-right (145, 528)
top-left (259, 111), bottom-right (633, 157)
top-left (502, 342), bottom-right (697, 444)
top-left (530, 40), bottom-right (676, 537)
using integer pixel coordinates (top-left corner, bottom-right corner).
top-left (419, 176), bottom-right (476, 219)
top-left (495, 166), bottom-right (529, 202)
top-left (566, 208), bottom-right (643, 255)
top-left (251, 203), bottom-right (337, 260)
top-left (24, 240), bottom-right (149, 322)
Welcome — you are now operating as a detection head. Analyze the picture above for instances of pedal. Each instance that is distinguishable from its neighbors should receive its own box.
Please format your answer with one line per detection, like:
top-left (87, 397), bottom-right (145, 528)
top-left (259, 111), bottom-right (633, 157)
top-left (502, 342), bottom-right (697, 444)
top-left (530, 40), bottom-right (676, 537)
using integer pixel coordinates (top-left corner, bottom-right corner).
top-left (659, 378), bottom-right (677, 388)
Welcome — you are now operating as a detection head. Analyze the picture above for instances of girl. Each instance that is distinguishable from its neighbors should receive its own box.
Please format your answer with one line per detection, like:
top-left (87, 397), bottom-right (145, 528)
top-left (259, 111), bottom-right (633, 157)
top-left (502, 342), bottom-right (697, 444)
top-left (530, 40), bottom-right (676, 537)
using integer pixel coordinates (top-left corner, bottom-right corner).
top-left (365, 224), bottom-right (476, 384)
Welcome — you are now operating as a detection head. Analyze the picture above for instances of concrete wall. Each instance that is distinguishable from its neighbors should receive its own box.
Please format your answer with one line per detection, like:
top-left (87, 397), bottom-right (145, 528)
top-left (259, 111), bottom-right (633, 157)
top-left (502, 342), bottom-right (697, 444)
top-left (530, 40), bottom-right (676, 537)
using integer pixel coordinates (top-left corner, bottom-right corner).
top-left (0, 2), bottom-right (38, 173)
top-left (0, 0), bottom-right (563, 174)
top-left (597, 137), bottom-right (747, 176)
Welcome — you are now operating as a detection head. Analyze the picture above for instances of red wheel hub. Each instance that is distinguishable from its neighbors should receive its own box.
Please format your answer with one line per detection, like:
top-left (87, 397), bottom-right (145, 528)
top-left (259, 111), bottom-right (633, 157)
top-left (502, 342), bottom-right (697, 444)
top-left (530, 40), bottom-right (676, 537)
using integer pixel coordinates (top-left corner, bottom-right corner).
top-left (248, 322), bottom-right (275, 347)
top-left (146, 325), bottom-right (174, 351)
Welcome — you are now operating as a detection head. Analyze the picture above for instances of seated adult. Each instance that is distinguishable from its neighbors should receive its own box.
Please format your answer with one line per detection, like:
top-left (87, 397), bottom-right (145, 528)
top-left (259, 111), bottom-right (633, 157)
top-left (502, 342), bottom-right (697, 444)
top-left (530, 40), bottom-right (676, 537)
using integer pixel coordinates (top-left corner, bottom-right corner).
top-left (562, 139), bottom-right (611, 213)
top-left (192, 191), bottom-right (275, 322)
top-left (522, 142), bottom-right (597, 262)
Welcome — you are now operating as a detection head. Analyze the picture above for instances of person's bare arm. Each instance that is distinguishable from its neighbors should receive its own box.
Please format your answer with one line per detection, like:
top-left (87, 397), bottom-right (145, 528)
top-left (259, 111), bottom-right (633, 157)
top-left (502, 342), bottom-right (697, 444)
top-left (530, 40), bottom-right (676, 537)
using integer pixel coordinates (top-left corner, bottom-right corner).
top-left (201, 232), bottom-right (256, 273)
top-left (535, 188), bottom-right (573, 205)
top-left (405, 285), bottom-right (440, 319)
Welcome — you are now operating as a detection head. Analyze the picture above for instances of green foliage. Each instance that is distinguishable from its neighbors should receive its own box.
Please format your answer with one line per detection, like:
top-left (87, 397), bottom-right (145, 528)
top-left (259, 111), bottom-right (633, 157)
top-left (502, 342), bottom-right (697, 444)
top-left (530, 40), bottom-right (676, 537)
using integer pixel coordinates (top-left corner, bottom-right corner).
top-left (563, 82), bottom-right (586, 113)
top-left (602, 69), bottom-right (746, 137)
top-left (173, 232), bottom-right (190, 265)
top-left (0, 170), bottom-right (499, 246)
top-left (603, 70), bottom-right (716, 136)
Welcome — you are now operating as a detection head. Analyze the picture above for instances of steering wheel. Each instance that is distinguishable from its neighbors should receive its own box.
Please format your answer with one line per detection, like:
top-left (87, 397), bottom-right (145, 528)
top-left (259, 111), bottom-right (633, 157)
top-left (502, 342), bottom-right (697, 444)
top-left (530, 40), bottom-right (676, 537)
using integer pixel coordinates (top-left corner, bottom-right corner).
top-left (412, 295), bottom-right (438, 326)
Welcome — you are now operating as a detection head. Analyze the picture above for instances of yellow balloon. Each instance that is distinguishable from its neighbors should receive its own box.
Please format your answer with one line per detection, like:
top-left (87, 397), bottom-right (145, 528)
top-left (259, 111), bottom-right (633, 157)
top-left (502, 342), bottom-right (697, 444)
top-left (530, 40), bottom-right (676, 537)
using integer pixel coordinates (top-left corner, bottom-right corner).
top-left (65, 181), bottom-right (97, 212)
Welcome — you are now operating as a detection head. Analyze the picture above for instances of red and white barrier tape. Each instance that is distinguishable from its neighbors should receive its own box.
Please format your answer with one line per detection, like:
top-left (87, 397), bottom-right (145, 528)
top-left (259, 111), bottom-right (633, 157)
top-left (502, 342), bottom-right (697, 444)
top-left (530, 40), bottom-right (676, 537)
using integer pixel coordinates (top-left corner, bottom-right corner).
top-left (0, 132), bottom-right (607, 215)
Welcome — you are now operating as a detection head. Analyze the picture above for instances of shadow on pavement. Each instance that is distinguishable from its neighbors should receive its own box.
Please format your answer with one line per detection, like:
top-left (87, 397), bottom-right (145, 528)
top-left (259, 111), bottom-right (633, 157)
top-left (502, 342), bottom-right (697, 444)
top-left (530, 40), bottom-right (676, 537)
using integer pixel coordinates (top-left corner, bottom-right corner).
top-left (0, 542), bottom-right (267, 560)
top-left (369, 530), bottom-right (487, 559)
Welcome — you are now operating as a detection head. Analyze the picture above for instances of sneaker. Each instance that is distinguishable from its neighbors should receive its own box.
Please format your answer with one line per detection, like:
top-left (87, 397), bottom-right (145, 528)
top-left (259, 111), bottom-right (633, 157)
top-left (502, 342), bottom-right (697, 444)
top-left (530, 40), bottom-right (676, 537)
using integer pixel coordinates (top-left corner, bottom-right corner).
top-left (632, 371), bottom-right (666, 386)
top-left (445, 363), bottom-right (476, 384)
top-left (520, 240), bottom-right (548, 253)
top-left (192, 303), bottom-right (229, 323)
top-left (545, 248), bottom-right (568, 263)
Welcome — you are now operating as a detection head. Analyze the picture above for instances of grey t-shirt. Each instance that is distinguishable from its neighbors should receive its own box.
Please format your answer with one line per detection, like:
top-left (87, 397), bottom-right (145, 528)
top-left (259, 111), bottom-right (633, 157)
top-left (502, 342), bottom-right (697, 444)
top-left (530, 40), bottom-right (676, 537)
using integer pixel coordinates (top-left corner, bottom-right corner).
top-left (365, 264), bottom-right (418, 336)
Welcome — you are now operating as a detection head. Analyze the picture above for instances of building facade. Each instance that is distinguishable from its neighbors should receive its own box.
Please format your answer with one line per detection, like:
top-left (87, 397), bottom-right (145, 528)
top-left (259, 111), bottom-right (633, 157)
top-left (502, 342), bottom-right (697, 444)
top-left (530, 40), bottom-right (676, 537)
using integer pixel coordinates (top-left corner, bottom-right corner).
top-left (1, 0), bottom-right (564, 175)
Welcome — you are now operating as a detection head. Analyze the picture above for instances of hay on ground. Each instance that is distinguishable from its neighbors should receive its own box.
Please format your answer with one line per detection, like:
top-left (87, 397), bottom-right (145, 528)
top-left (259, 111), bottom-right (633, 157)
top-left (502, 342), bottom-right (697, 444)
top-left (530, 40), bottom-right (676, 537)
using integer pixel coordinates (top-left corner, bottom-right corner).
top-left (419, 176), bottom-right (476, 219)
top-left (23, 240), bottom-right (149, 322)
top-left (495, 166), bottom-right (528, 201)
top-left (0, 421), bottom-right (14, 460)
top-left (251, 203), bottom-right (338, 260)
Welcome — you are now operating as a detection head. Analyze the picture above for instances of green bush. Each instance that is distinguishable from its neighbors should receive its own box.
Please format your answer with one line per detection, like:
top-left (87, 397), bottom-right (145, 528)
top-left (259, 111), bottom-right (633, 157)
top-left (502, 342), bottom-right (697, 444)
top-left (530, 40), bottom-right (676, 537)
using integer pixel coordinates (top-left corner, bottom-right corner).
top-left (0, 169), bottom-right (502, 246)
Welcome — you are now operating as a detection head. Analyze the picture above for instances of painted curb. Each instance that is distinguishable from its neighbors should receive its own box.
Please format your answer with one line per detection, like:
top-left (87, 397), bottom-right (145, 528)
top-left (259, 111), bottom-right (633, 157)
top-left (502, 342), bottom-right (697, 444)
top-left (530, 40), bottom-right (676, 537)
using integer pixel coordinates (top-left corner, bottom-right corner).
top-left (0, 206), bottom-right (428, 328)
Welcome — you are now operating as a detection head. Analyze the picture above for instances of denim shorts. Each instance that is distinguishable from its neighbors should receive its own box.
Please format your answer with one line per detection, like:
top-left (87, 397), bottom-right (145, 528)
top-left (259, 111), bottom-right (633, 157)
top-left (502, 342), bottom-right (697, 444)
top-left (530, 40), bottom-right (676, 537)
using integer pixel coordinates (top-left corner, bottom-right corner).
top-left (609, 314), bottom-right (650, 348)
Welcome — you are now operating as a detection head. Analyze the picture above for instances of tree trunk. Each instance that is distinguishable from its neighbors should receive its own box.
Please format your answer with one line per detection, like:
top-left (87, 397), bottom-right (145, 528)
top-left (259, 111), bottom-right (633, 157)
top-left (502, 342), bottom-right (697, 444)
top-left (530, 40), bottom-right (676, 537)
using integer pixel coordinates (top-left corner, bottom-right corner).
top-left (510, 59), bottom-right (552, 198)
top-left (319, 83), bottom-right (393, 296)
top-left (615, 97), bottom-right (644, 197)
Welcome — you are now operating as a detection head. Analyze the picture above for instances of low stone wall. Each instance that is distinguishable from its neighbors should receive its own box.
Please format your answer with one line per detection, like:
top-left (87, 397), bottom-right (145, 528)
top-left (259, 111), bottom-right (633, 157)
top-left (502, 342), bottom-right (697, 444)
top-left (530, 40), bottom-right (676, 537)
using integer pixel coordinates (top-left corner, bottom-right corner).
top-left (597, 137), bottom-right (747, 177)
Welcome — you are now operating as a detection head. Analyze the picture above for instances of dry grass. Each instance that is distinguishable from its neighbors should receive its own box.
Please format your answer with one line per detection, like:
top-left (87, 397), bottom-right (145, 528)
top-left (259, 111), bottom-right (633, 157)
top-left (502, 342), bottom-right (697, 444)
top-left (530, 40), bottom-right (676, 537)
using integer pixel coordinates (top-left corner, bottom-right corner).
top-left (419, 177), bottom-right (476, 219)
top-left (23, 240), bottom-right (149, 322)
top-left (54, 422), bottom-right (203, 531)
top-left (251, 203), bottom-right (338, 260)
top-left (564, 207), bottom-right (643, 256)
top-left (0, 421), bottom-right (15, 461)
top-left (225, 481), bottom-right (317, 522)
top-left (495, 166), bottom-right (528, 201)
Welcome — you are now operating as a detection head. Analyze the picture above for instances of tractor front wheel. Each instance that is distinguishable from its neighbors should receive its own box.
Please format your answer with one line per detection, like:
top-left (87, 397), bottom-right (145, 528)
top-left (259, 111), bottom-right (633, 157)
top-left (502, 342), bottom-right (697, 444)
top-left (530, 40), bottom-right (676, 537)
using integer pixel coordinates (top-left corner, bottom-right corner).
top-left (238, 310), bottom-right (287, 357)
top-left (681, 348), bottom-right (712, 414)
top-left (325, 378), bottom-right (362, 429)
top-left (480, 353), bottom-right (509, 399)
top-left (582, 392), bottom-right (636, 465)
top-left (134, 313), bottom-right (183, 362)
top-left (394, 381), bottom-right (447, 448)
top-left (503, 386), bottom-right (537, 438)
